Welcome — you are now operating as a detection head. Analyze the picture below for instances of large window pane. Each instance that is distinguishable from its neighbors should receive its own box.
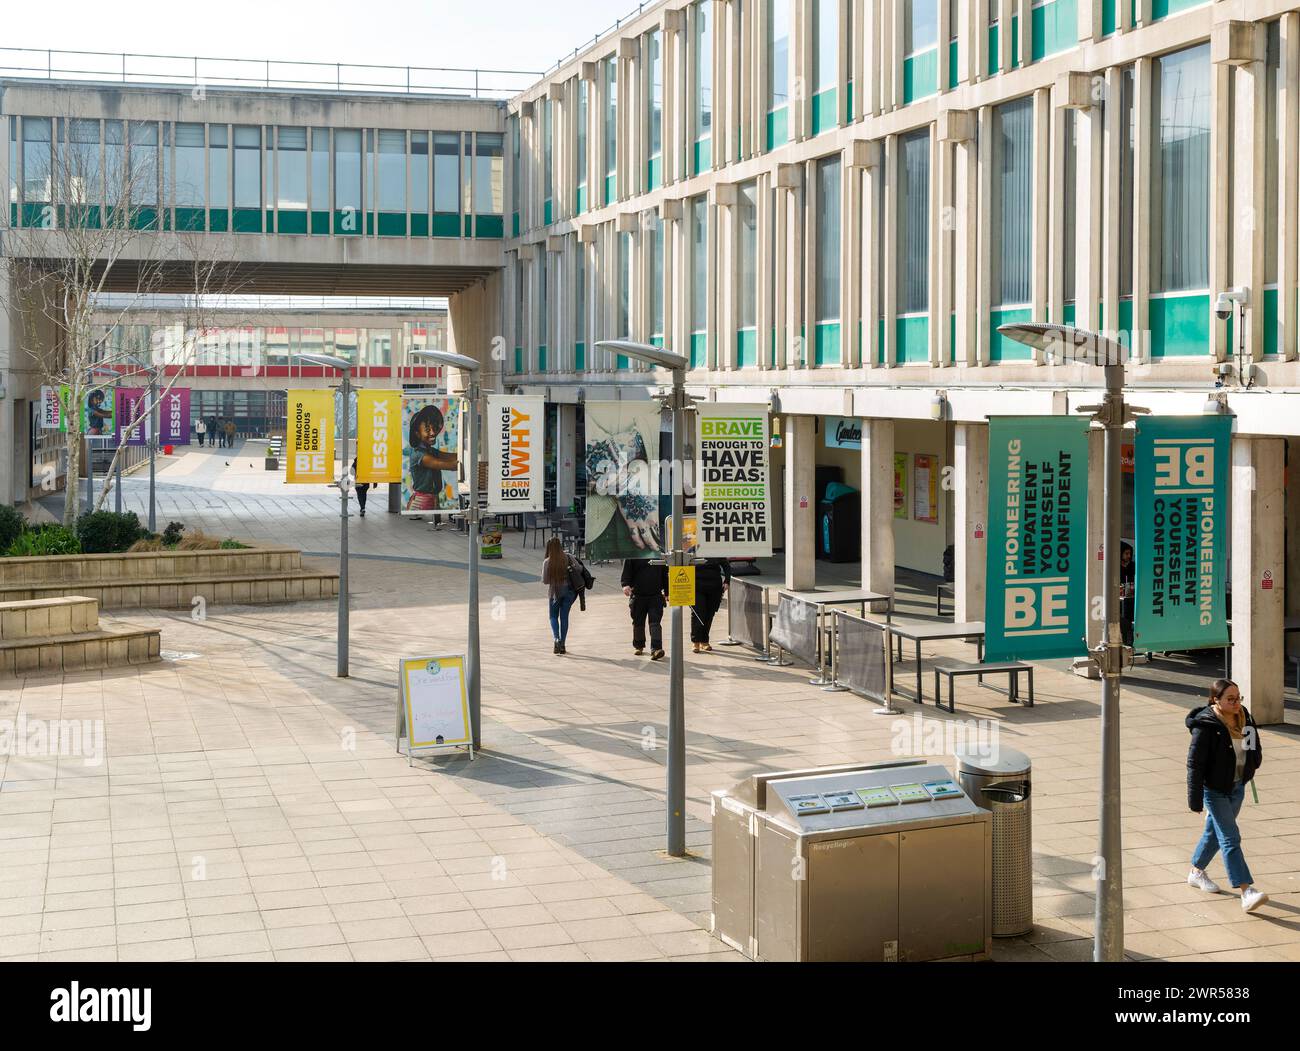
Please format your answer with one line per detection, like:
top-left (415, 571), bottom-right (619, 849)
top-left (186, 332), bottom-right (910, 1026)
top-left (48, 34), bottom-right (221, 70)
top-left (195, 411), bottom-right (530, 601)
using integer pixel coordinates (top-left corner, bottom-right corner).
top-left (207, 124), bottom-right (227, 208)
top-left (651, 214), bottom-right (664, 336)
top-left (617, 231), bottom-right (632, 337)
top-left (906, 0), bottom-right (939, 54)
top-left (277, 126), bottom-right (307, 210)
top-left (817, 155), bottom-right (842, 321)
top-left (691, 195), bottom-right (708, 332)
top-left (577, 80), bottom-right (588, 188)
top-left (899, 129), bottom-right (931, 314)
top-left (22, 117), bottom-right (52, 203)
top-left (310, 127), bottom-right (329, 211)
top-left (695, 2), bottom-right (712, 142)
top-left (993, 97), bottom-right (1033, 306)
top-left (378, 129), bottom-right (406, 212)
top-left (739, 180), bottom-right (758, 328)
top-left (1267, 22), bottom-right (1280, 286)
top-left (433, 133), bottom-right (459, 213)
top-left (474, 133), bottom-right (504, 215)
top-left (544, 100), bottom-right (553, 202)
top-left (233, 125), bottom-right (260, 209)
top-left (129, 122), bottom-right (158, 207)
top-left (1152, 44), bottom-right (1210, 293)
top-left (411, 132), bottom-right (429, 215)
top-left (605, 58), bottom-right (618, 177)
top-left (576, 244), bottom-right (587, 347)
top-left (813, 0), bottom-right (838, 94)
top-left (648, 31), bottom-right (663, 160)
top-left (67, 118), bottom-right (101, 206)
top-left (769, 0), bottom-right (790, 112)
top-left (334, 129), bottom-right (362, 213)
top-left (174, 123), bottom-right (203, 207)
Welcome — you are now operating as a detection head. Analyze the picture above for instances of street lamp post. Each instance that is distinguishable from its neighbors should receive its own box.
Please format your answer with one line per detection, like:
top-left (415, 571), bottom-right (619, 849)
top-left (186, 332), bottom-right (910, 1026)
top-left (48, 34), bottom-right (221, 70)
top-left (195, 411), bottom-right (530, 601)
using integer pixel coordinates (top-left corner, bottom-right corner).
top-left (597, 340), bottom-right (691, 857)
top-left (412, 349), bottom-right (484, 751)
top-left (300, 353), bottom-right (354, 679)
top-left (998, 322), bottom-right (1141, 963)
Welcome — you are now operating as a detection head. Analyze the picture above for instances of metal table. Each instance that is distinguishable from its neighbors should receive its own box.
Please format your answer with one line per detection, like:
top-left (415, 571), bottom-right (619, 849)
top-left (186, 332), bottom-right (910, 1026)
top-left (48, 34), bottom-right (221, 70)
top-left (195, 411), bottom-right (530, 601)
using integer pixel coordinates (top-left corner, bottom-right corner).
top-left (887, 620), bottom-right (986, 704)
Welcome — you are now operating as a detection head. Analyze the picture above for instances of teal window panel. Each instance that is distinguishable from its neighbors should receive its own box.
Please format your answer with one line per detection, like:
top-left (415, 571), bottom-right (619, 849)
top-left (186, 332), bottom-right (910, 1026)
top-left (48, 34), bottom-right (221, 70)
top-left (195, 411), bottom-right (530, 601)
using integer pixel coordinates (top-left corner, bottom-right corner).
top-left (333, 210), bottom-right (361, 235)
top-left (766, 107), bottom-right (788, 152)
top-left (512, 212), bottom-right (520, 237)
top-left (410, 213), bottom-right (429, 238)
top-left (21, 202), bottom-right (49, 227)
top-left (575, 342), bottom-right (586, 371)
top-left (647, 156), bottom-right (662, 191)
top-left (432, 213), bottom-right (460, 238)
top-left (162, 209), bottom-right (172, 231)
top-left (616, 354), bottom-right (630, 370)
top-left (903, 49), bottom-right (938, 104)
top-left (896, 315), bottom-right (930, 364)
top-left (1149, 293), bottom-right (1211, 358)
top-left (988, 25), bottom-right (999, 76)
top-left (544, 199), bottom-right (553, 225)
top-left (464, 215), bottom-right (473, 237)
top-left (948, 41), bottom-right (959, 89)
top-left (310, 211), bottom-right (329, 235)
top-left (694, 139), bottom-right (712, 175)
top-left (9, 204), bottom-right (15, 226)
top-left (538, 346), bottom-right (548, 372)
top-left (949, 313), bottom-right (956, 361)
top-left (514, 348), bottom-right (522, 373)
top-left (1118, 297), bottom-right (1135, 348)
top-left (815, 322), bottom-right (841, 366)
top-left (232, 208), bottom-right (261, 233)
top-left (604, 173), bottom-right (616, 205)
top-left (651, 335), bottom-right (665, 348)
top-left (877, 319), bottom-right (886, 365)
top-left (845, 81), bottom-right (853, 121)
top-left (1102, 0), bottom-right (1117, 35)
top-left (737, 327), bottom-right (758, 368)
top-left (811, 88), bottom-right (838, 136)
top-left (989, 306), bottom-right (1034, 361)
top-left (476, 214), bottom-right (504, 239)
top-left (1264, 287), bottom-right (1279, 357)
top-left (1032, 0), bottom-right (1078, 62)
top-left (175, 206), bottom-right (204, 232)
top-left (576, 184), bottom-right (587, 214)
top-left (986, 18), bottom-right (1022, 75)
top-left (267, 209), bottom-right (275, 232)
top-left (1062, 301), bottom-right (1077, 327)
top-left (690, 331), bottom-right (707, 369)
top-left (130, 206), bottom-right (158, 231)
top-left (278, 210), bottom-right (308, 235)
top-left (378, 212), bottom-right (407, 237)
top-left (366, 213), bottom-right (375, 236)
top-left (209, 208), bottom-right (229, 233)
top-left (1152, 0), bottom-right (1205, 20)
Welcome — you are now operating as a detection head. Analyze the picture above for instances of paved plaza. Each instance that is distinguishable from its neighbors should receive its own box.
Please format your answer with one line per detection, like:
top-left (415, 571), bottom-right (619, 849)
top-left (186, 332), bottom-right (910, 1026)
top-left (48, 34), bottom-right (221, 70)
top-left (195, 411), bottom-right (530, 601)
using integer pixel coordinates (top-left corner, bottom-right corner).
top-left (3, 444), bottom-right (1299, 963)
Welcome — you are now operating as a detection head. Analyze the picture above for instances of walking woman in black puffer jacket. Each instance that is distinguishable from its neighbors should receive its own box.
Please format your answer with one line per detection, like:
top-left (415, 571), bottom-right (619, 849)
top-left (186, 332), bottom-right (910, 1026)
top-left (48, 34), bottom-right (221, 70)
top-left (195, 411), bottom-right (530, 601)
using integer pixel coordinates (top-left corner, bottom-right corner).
top-left (1185, 679), bottom-right (1268, 914)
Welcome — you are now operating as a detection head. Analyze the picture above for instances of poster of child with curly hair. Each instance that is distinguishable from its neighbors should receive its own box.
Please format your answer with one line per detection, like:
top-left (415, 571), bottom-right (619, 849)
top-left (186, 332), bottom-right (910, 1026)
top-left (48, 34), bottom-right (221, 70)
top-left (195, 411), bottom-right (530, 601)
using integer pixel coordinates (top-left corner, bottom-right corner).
top-left (401, 396), bottom-right (461, 514)
top-left (584, 402), bottom-right (663, 560)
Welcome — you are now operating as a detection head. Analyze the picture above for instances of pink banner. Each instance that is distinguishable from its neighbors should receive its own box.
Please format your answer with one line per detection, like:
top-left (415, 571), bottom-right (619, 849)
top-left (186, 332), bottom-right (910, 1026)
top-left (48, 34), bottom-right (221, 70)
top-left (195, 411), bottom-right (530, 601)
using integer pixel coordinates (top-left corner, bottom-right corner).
top-left (115, 388), bottom-right (149, 447)
top-left (159, 387), bottom-right (191, 446)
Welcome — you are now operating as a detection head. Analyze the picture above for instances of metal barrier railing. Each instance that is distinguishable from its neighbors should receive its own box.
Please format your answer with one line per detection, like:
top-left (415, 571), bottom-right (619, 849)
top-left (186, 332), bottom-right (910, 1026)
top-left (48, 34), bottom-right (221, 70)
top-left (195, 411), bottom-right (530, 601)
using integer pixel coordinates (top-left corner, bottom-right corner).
top-left (767, 591), bottom-right (822, 674)
top-left (832, 611), bottom-right (898, 716)
top-left (722, 577), bottom-right (770, 660)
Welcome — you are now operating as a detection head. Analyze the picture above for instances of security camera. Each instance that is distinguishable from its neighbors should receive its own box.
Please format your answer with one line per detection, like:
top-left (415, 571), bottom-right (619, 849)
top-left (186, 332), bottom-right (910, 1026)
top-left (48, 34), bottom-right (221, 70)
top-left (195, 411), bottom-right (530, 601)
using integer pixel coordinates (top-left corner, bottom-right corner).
top-left (1214, 294), bottom-right (1233, 321)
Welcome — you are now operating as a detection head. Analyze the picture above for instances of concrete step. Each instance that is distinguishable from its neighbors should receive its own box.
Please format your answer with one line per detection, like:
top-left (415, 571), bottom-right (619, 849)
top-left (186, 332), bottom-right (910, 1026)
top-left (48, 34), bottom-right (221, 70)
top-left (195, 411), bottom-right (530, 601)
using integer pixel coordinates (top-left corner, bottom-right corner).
top-left (0, 625), bottom-right (162, 677)
top-left (0, 596), bottom-right (100, 641)
top-left (0, 547), bottom-right (305, 588)
top-left (0, 570), bottom-right (340, 611)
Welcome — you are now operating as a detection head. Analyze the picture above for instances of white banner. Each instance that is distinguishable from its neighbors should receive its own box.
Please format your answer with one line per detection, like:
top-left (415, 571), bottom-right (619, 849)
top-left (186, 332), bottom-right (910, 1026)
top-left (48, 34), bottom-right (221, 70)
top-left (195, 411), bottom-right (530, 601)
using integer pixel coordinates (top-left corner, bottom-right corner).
top-left (486, 395), bottom-right (545, 513)
top-left (696, 403), bottom-right (773, 558)
top-left (40, 386), bottom-right (61, 430)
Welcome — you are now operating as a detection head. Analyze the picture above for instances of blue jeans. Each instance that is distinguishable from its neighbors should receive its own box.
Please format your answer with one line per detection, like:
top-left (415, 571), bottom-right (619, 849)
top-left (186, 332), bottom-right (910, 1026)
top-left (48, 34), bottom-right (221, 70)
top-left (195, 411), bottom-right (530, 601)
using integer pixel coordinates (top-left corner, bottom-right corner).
top-left (549, 588), bottom-right (577, 643)
top-left (1192, 783), bottom-right (1254, 888)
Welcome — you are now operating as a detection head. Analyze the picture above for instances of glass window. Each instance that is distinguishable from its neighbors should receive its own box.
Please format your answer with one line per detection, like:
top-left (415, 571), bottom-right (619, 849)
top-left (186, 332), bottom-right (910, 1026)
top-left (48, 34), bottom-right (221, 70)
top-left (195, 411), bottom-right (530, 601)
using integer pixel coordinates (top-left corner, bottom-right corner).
top-left (813, 0), bottom-right (838, 95)
top-left (769, 0), bottom-right (790, 112)
top-left (1063, 110), bottom-right (1076, 304)
top-left (434, 133), bottom-right (459, 212)
top-left (129, 122), bottom-right (158, 207)
top-left (899, 130), bottom-right (930, 315)
top-left (8, 121), bottom-right (18, 210)
top-left (577, 80), bottom-right (588, 190)
top-left (510, 118), bottom-right (520, 215)
top-left (817, 155), bottom-right (842, 321)
top-left (649, 30), bottom-right (663, 160)
top-left (365, 130), bottom-right (375, 213)
top-left (576, 244), bottom-right (587, 348)
top-left (334, 128), bottom-right (362, 216)
top-left (540, 256), bottom-right (549, 349)
top-left (67, 118), bottom-right (101, 206)
top-left (207, 124), bottom-right (227, 208)
top-left (22, 116), bottom-right (52, 202)
top-left (174, 123), bottom-right (203, 207)
top-left (695, 2), bottom-right (712, 142)
top-left (691, 195), bottom-right (708, 332)
top-left (474, 133), bottom-right (504, 215)
top-left (739, 180), bottom-right (758, 328)
top-left (378, 129), bottom-right (405, 212)
top-left (544, 100), bottom-right (554, 204)
top-left (906, 0), bottom-right (939, 55)
top-left (277, 126), bottom-right (307, 210)
top-left (411, 131), bottom-right (429, 215)
top-left (992, 97), bottom-right (1033, 306)
top-left (1120, 68), bottom-right (1134, 296)
top-left (233, 125), bottom-right (260, 209)
top-left (651, 214), bottom-right (664, 337)
top-left (605, 58), bottom-right (618, 179)
top-left (1152, 44), bottom-right (1210, 293)
top-left (618, 231), bottom-right (632, 337)
top-left (1267, 21), bottom-right (1280, 287)
top-left (310, 127), bottom-right (329, 211)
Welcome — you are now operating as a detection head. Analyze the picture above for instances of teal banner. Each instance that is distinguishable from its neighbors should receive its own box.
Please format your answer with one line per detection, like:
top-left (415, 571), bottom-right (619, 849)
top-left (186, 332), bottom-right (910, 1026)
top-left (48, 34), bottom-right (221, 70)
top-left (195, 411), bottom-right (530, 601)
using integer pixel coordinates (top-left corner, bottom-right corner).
top-left (1134, 416), bottom-right (1231, 652)
top-left (985, 417), bottom-right (1091, 663)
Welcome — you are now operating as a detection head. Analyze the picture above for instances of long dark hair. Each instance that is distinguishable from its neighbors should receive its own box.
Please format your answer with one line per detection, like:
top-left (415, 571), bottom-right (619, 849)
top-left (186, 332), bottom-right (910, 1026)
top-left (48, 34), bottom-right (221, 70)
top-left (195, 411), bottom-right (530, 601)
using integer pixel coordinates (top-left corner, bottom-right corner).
top-left (1209, 679), bottom-right (1239, 704)
top-left (543, 537), bottom-right (568, 587)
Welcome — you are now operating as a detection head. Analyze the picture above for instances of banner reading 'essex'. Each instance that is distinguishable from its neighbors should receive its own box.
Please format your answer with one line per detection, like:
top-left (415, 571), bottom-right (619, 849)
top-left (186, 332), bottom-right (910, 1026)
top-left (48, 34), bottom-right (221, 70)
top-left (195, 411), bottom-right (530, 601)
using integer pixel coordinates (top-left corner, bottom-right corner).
top-left (355, 390), bottom-right (403, 484)
top-left (286, 390), bottom-right (335, 484)
top-left (486, 395), bottom-right (544, 513)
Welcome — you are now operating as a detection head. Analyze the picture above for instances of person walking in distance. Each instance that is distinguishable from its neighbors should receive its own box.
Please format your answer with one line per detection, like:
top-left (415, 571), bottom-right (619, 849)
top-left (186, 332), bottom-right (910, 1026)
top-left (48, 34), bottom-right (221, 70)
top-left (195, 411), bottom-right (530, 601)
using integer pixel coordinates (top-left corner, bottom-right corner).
top-left (542, 537), bottom-right (585, 655)
top-left (1186, 679), bottom-right (1269, 913)
top-left (351, 459), bottom-right (370, 518)
top-left (621, 558), bottom-right (668, 661)
top-left (196, 417), bottom-right (207, 447)
top-left (691, 557), bottom-right (731, 653)
top-left (225, 419), bottom-right (237, 449)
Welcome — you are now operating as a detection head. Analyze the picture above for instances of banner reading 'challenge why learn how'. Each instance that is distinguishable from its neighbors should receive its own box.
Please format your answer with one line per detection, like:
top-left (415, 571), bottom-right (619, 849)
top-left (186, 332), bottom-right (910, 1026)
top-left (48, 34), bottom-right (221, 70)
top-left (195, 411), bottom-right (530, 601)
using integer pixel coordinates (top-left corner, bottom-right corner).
top-left (287, 390), bottom-right (335, 484)
top-left (985, 417), bottom-right (1090, 663)
top-left (355, 390), bottom-right (403, 484)
top-left (695, 404), bottom-right (772, 558)
top-left (1135, 416), bottom-right (1231, 652)
top-left (486, 395), bottom-right (544, 513)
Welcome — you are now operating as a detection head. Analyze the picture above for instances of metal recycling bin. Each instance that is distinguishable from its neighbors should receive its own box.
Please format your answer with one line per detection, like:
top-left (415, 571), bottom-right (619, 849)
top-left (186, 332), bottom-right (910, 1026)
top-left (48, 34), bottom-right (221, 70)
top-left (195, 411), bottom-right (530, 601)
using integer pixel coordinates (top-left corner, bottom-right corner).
top-left (954, 746), bottom-right (1033, 938)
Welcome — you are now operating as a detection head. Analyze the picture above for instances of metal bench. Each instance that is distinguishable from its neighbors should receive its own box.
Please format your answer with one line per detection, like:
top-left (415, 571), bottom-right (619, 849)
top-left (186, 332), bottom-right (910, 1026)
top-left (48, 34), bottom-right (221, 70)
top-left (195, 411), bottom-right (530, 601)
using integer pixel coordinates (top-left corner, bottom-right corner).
top-left (932, 660), bottom-right (1035, 714)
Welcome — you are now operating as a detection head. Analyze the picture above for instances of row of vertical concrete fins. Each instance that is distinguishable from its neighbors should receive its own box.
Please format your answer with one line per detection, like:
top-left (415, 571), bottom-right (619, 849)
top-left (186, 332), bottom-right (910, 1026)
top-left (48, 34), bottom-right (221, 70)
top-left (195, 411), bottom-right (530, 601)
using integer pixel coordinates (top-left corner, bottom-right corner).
top-left (0, 547), bottom-right (340, 610)
top-left (0, 596), bottom-right (161, 677)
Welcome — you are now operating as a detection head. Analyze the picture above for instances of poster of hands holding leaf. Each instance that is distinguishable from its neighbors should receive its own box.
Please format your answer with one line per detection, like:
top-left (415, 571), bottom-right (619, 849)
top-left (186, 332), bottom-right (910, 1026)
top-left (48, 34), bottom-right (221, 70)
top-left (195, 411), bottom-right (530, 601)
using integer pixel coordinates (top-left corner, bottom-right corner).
top-left (584, 402), bottom-right (662, 560)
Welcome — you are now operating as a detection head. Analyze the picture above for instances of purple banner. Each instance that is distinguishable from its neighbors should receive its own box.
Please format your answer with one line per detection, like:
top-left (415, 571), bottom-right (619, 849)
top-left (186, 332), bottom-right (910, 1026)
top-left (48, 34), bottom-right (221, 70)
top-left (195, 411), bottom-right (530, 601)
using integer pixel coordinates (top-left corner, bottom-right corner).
top-left (115, 388), bottom-right (149, 447)
top-left (160, 387), bottom-right (191, 446)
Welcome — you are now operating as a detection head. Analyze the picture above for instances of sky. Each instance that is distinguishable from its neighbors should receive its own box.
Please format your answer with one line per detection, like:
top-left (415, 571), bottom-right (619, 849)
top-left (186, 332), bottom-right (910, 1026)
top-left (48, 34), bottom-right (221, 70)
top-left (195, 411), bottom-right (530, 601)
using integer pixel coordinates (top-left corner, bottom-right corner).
top-left (3, 0), bottom-right (634, 90)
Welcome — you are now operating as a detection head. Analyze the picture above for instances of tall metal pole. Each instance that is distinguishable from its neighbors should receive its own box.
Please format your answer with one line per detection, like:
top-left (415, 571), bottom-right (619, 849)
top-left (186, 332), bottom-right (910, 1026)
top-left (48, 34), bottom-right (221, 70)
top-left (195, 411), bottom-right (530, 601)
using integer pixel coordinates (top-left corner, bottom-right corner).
top-left (148, 371), bottom-right (158, 533)
top-left (667, 368), bottom-right (686, 857)
top-left (466, 379), bottom-right (482, 749)
top-left (338, 369), bottom-right (351, 679)
top-left (114, 375), bottom-right (123, 514)
top-left (1094, 361), bottom-right (1126, 962)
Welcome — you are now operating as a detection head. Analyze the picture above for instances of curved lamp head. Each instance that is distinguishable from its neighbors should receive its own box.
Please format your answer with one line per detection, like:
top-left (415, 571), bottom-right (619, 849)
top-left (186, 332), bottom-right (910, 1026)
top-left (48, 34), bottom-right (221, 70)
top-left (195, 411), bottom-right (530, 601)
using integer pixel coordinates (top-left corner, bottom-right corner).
top-left (996, 323), bottom-right (1127, 368)
top-left (411, 349), bottom-right (481, 373)
top-left (595, 340), bottom-right (689, 372)
top-left (298, 352), bottom-right (353, 372)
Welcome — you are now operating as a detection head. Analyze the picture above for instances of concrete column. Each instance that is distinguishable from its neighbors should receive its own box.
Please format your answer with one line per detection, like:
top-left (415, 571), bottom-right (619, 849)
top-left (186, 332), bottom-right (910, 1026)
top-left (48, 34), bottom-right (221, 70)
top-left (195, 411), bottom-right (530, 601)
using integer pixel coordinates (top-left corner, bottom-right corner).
top-left (975, 106), bottom-right (994, 365)
top-left (1231, 437), bottom-right (1286, 726)
top-left (1076, 94), bottom-right (1104, 334)
top-left (928, 130), bottom-right (944, 365)
top-left (1210, 57), bottom-right (1232, 360)
top-left (954, 136), bottom-right (978, 365)
top-left (784, 415), bottom-right (818, 591)
top-left (1231, 30), bottom-right (1268, 362)
top-left (1286, 439), bottom-right (1300, 661)
top-left (953, 423), bottom-right (988, 624)
top-left (863, 158), bottom-right (882, 367)
top-left (1101, 67), bottom-right (1124, 336)
top-left (1281, 13), bottom-right (1300, 361)
top-left (882, 134), bottom-right (898, 366)
top-left (1132, 58), bottom-right (1154, 357)
top-left (860, 419), bottom-right (896, 598)
top-left (556, 403), bottom-right (578, 511)
top-left (1031, 87), bottom-right (1051, 343)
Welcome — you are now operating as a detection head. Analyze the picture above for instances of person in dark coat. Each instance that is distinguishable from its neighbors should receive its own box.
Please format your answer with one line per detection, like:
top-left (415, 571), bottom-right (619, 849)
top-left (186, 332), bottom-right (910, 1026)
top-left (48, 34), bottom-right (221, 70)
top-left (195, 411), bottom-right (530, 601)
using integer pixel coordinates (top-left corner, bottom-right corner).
top-left (1119, 543), bottom-right (1136, 648)
top-left (691, 558), bottom-right (732, 652)
top-left (1186, 679), bottom-right (1268, 913)
top-left (621, 559), bottom-right (668, 660)
top-left (351, 459), bottom-right (370, 517)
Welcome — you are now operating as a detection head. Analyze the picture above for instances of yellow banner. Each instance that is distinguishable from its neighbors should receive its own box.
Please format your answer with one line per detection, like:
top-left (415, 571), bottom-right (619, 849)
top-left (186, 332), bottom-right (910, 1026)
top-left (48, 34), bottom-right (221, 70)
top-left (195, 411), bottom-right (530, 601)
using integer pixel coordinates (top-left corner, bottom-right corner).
top-left (286, 390), bottom-right (335, 484)
top-left (356, 390), bottom-right (402, 484)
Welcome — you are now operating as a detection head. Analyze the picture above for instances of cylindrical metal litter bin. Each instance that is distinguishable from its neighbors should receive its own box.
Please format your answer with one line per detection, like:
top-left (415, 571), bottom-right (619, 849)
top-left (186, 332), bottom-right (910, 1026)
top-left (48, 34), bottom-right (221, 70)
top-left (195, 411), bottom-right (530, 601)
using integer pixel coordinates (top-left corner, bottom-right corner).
top-left (954, 745), bottom-right (1032, 938)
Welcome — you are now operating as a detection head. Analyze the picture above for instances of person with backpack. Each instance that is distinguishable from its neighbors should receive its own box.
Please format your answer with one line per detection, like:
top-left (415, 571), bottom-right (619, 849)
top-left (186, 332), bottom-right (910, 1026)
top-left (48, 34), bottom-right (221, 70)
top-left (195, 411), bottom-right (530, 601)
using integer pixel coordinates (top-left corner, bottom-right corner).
top-left (691, 557), bottom-right (731, 653)
top-left (542, 537), bottom-right (590, 655)
top-left (621, 558), bottom-right (668, 660)
top-left (1186, 679), bottom-right (1269, 913)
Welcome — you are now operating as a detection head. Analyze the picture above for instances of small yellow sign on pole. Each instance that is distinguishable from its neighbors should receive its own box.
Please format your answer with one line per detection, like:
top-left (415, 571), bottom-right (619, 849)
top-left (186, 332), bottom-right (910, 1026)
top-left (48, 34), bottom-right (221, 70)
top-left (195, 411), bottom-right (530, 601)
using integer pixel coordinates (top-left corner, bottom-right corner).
top-left (668, 566), bottom-right (696, 608)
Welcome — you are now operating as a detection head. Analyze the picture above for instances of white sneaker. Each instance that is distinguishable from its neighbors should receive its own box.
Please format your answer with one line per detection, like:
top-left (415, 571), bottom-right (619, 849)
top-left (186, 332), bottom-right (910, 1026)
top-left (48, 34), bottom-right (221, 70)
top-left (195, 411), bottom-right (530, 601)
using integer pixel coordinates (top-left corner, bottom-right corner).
top-left (1188, 868), bottom-right (1222, 894)
top-left (1241, 887), bottom-right (1270, 914)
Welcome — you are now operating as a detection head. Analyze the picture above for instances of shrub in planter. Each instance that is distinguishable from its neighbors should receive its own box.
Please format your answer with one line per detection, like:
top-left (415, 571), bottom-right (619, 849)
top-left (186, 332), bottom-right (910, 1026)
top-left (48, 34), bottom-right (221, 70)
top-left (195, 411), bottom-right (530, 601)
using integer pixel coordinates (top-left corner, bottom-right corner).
top-left (0, 505), bottom-right (24, 551)
top-left (77, 511), bottom-right (146, 554)
top-left (6, 525), bottom-right (81, 557)
top-left (162, 522), bottom-right (186, 547)
top-left (220, 539), bottom-right (250, 550)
